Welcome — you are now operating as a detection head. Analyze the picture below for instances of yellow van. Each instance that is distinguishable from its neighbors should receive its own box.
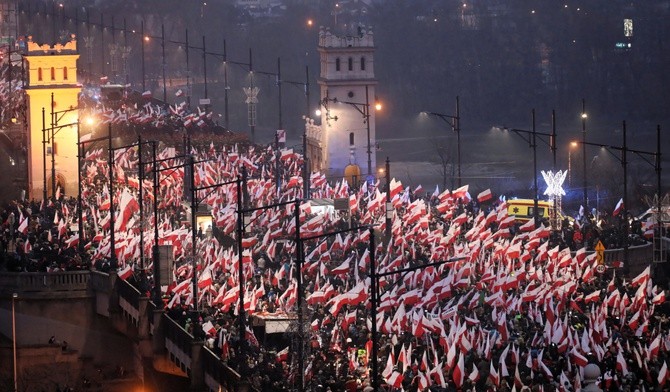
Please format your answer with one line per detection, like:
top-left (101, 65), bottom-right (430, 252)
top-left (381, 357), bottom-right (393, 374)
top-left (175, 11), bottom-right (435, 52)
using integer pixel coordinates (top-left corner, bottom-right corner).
top-left (507, 199), bottom-right (566, 223)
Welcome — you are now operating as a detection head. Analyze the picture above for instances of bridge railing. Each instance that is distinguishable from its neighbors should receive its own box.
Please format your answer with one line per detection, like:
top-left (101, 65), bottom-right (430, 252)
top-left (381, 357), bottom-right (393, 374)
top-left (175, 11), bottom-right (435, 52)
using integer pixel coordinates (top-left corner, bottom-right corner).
top-left (0, 271), bottom-right (90, 295)
top-left (117, 278), bottom-right (142, 327)
top-left (164, 314), bottom-right (194, 376)
top-left (202, 347), bottom-right (249, 392)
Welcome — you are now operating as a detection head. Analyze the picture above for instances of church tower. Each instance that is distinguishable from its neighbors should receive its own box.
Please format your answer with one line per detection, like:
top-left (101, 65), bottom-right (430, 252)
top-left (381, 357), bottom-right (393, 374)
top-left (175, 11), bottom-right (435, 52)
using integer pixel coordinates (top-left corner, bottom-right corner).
top-left (317, 26), bottom-right (377, 182)
top-left (23, 36), bottom-right (81, 200)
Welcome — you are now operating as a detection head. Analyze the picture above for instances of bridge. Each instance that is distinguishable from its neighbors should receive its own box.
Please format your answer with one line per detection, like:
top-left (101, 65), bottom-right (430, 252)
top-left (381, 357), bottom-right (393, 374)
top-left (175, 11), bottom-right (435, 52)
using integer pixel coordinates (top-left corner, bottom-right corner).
top-left (0, 242), bottom-right (662, 391)
top-left (0, 270), bottom-right (253, 392)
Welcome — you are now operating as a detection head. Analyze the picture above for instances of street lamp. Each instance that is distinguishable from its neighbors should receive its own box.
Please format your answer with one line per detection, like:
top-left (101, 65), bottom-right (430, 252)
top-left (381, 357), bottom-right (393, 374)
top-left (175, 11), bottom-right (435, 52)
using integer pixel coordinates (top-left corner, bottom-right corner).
top-left (319, 85), bottom-right (380, 176)
top-left (421, 96), bottom-right (461, 187)
top-left (581, 99), bottom-right (588, 210)
top-left (494, 109), bottom-right (557, 229)
top-left (575, 123), bottom-right (662, 266)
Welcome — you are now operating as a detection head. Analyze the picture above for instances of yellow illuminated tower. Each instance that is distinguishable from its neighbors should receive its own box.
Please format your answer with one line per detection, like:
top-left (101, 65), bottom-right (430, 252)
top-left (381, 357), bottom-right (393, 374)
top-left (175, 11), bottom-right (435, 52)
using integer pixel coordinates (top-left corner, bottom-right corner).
top-left (23, 36), bottom-right (81, 200)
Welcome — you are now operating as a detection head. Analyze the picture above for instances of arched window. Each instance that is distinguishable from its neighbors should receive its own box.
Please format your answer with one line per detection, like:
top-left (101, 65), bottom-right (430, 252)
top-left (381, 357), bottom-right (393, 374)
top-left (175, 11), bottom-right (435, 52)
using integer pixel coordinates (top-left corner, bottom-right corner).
top-left (63, 67), bottom-right (68, 80)
top-left (37, 68), bottom-right (43, 81)
top-left (360, 57), bottom-right (366, 71)
top-left (349, 132), bottom-right (355, 146)
top-left (50, 67), bottom-right (56, 80)
top-left (335, 58), bottom-right (341, 71)
top-left (348, 57), bottom-right (353, 71)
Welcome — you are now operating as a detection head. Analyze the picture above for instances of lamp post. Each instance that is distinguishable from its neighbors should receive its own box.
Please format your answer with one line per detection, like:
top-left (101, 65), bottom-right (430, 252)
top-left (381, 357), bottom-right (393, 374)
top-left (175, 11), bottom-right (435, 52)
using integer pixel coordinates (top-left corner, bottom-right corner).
top-left (581, 99), bottom-right (588, 211)
top-left (574, 123), bottom-right (662, 266)
top-left (319, 85), bottom-right (380, 176)
top-left (108, 123), bottom-right (117, 270)
top-left (497, 109), bottom-right (557, 228)
top-left (12, 292), bottom-right (18, 392)
top-left (421, 96), bottom-right (461, 187)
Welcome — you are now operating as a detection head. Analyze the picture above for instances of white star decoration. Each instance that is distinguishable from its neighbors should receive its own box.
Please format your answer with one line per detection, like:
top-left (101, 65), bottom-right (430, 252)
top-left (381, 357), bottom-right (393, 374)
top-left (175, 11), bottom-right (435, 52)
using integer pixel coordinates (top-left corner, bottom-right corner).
top-left (542, 170), bottom-right (567, 196)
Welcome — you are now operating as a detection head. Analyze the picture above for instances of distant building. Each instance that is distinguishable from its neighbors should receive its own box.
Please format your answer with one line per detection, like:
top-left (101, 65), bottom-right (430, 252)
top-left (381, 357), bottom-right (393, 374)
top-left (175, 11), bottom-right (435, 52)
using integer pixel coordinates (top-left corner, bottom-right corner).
top-left (317, 25), bottom-right (377, 181)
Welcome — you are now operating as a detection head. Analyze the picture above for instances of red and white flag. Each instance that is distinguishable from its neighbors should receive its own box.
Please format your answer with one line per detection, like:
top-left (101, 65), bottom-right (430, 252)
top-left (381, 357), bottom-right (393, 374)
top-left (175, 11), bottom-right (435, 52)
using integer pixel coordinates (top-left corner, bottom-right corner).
top-left (477, 189), bottom-right (493, 203)
top-left (118, 264), bottom-right (133, 280)
top-left (613, 198), bottom-right (624, 216)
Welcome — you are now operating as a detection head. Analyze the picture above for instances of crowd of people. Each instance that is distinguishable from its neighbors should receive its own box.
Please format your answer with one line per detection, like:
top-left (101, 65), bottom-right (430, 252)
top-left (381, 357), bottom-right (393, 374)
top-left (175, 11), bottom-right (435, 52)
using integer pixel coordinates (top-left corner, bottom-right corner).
top-left (2, 63), bottom-right (669, 391)
top-left (0, 130), bottom-right (668, 392)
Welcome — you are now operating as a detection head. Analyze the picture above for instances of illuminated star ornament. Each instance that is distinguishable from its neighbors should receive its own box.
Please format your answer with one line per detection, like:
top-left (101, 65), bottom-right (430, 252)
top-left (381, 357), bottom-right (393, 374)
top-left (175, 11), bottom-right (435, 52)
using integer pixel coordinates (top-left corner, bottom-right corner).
top-left (541, 170), bottom-right (567, 196)
top-left (542, 170), bottom-right (568, 197)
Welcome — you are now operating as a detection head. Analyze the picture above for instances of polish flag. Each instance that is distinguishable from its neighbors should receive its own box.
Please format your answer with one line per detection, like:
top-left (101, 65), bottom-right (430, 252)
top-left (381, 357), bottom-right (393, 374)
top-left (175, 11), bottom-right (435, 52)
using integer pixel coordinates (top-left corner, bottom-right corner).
top-left (452, 352), bottom-right (465, 388)
top-left (386, 371), bottom-right (404, 389)
top-left (276, 346), bottom-right (289, 362)
top-left (202, 320), bottom-right (216, 336)
top-left (616, 351), bottom-right (629, 375)
top-left (142, 90), bottom-right (152, 99)
top-left (452, 185), bottom-right (469, 200)
top-left (17, 215), bottom-right (28, 235)
top-left (630, 266), bottom-right (650, 288)
top-left (489, 362), bottom-right (499, 386)
top-left (477, 189), bottom-right (493, 203)
top-left (198, 268), bottom-right (212, 289)
top-left (652, 291), bottom-right (666, 305)
top-left (570, 347), bottom-right (588, 367)
top-left (519, 218), bottom-right (536, 232)
top-left (613, 198), bottom-right (624, 216)
top-left (468, 363), bottom-right (479, 382)
top-left (584, 290), bottom-right (601, 303)
top-left (659, 361), bottom-right (668, 387)
top-left (389, 178), bottom-right (403, 198)
top-left (118, 264), bottom-right (133, 280)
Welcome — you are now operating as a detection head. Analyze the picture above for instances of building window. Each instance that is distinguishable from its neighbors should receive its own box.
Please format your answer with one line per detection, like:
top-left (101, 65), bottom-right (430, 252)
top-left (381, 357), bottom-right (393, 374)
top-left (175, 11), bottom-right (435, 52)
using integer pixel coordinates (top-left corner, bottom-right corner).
top-left (50, 67), bottom-right (55, 80)
top-left (348, 57), bottom-right (353, 71)
top-left (360, 57), bottom-right (366, 71)
top-left (349, 132), bottom-right (355, 146)
top-left (38, 68), bottom-right (43, 81)
top-left (63, 67), bottom-right (68, 80)
top-left (335, 58), bottom-right (341, 71)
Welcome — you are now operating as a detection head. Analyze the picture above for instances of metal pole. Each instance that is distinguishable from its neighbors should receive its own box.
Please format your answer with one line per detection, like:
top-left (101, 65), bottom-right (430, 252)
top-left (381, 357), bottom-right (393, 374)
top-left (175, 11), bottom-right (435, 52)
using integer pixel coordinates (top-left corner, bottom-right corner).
top-left (138, 136), bottom-right (144, 269)
top-left (551, 110), bottom-right (557, 228)
top-left (582, 98), bottom-right (588, 211)
top-left (622, 121), bottom-right (628, 268)
top-left (77, 121), bottom-right (83, 251)
top-left (385, 157), bottom-right (391, 240)
top-left (277, 57), bottom-right (283, 132)
top-left (303, 66), bottom-right (310, 199)
top-left (100, 13), bottom-right (105, 78)
top-left (365, 85), bottom-right (372, 177)
top-left (295, 200), bottom-right (304, 392)
top-left (12, 293), bottom-right (18, 392)
top-left (657, 125), bottom-right (663, 247)
top-left (237, 167), bottom-right (247, 361)
top-left (203, 35), bottom-right (208, 100)
top-left (303, 132), bottom-right (309, 199)
top-left (369, 228), bottom-right (379, 391)
top-left (185, 29), bottom-right (191, 109)
top-left (50, 94), bottom-right (56, 199)
top-left (275, 132), bottom-right (281, 196)
top-left (141, 20), bottom-right (145, 92)
top-left (532, 109), bottom-right (538, 228)
top-left (161, 24), bottom-right (167, 102)
top-left (108, 123), bottom-right (117, 270)
top-left (189, 155), bottom-right (198, 311)
top-left (223, 39), bottom-right (229, 130)
top-left (456, 96), bottom-right (461, 188)
top-left (152, 142), bottom-right (161, 306)
top-left (249, 48), bottom-right (255, 143)
top-left (42, 108), bottom-right (47, 203)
